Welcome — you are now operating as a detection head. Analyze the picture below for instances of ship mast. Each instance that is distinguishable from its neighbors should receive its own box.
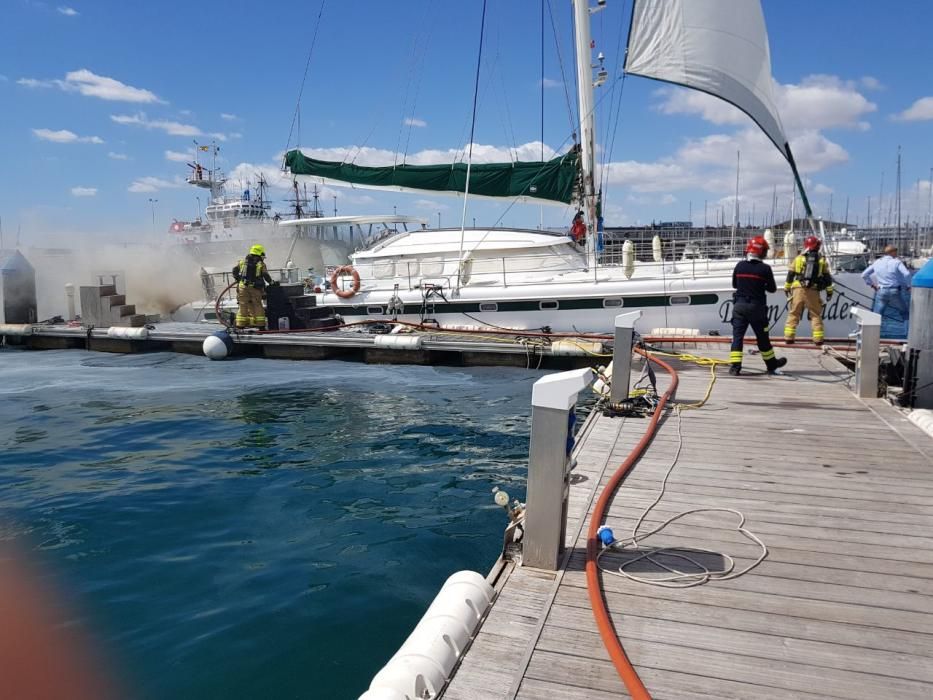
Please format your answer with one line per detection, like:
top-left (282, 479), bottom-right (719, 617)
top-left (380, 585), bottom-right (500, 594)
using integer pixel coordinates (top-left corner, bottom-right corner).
top-left (573, 0), bottom-right (607, 270)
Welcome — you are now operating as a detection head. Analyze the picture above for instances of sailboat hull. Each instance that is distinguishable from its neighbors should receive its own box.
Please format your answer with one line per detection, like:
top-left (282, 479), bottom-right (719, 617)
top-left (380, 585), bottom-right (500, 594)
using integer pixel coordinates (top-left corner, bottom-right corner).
top-left (317, 271), bottom-right (868, 339)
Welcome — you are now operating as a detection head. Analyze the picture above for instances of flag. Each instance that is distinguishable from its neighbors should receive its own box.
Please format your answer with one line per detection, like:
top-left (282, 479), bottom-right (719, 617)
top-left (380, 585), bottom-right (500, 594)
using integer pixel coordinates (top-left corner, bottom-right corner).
top-left (199, 145), bottom-right (210, 152)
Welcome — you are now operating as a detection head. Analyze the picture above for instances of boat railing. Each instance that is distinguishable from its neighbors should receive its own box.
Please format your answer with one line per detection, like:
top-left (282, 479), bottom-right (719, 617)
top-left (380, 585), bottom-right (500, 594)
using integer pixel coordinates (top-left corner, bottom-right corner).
top-left (199, 267), bottom-right (313, 301)
top-left (355, 241), bottom-right (873, 295)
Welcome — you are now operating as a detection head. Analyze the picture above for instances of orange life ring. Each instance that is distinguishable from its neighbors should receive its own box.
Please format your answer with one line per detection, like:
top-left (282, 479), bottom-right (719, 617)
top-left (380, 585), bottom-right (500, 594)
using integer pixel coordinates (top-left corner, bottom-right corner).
top-left (330, 265), bottom-right (361, 299)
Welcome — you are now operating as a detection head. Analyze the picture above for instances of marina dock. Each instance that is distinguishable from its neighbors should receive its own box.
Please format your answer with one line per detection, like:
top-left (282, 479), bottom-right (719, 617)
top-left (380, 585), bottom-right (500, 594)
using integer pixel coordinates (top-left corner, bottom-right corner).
top-left (0, 321), bottom-right (603, 370)
top-left (443, 345), bottom-right (933, 699)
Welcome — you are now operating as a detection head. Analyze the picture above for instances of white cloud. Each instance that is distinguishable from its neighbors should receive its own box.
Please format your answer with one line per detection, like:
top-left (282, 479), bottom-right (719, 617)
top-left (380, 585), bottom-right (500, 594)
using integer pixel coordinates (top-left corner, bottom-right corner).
top-left (110, 112), bottom-right (222, 138)
top-left (403, 117), bottom-right (427, 128)
top-left (127, 176), bottom-right (184, 193)
top-left (18, 78), bottom-right (54, 88)
top-left (656, 74), bottom-right (877, 134)
top-left (165, 149), bottom-right (191, 162)
top-left (893, 96), bottom-right (933, 122)
top-left (71, 186), bottom-right (97, 197)
top-left (860, 76), bottom-right (883, 91)
top-left (220, 113), bottom-right (238, 121)
top-left (58, 6), bottom-right (79, 16)
top-left (107, 151), bottom-right (129, 160)
top-left (32, 128), bottom-right (103, 144)
top-left (18, 69), bottom-right (163, 103)
top-left (540, 78), bottom-right (561, 88)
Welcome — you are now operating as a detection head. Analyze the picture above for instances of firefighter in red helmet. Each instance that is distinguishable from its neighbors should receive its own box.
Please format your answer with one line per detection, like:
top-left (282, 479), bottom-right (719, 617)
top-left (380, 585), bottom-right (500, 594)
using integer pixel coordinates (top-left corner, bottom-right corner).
top-left (729, 235), bottom-right (787, 376)
top-left (783, 235), bottom-right (834, 345)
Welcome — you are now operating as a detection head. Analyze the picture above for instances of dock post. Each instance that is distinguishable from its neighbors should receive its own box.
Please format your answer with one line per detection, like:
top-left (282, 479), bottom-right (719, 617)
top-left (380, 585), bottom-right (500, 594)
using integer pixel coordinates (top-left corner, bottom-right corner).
top-left (850, 307), bottom-right (881, 398)
top-left (524, 367), bottom-right (594, 570)
top-left (610, 310), bottom-right (642, 404)
top-left (905, 258), bottom-right (933, 408)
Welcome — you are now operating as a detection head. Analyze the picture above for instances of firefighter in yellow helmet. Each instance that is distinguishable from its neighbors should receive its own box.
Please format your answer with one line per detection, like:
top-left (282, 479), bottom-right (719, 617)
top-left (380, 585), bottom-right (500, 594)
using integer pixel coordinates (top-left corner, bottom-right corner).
top-left (232, 244), bottom-right (273, 329)
top-left (783, 235), bottom-right (834, 345)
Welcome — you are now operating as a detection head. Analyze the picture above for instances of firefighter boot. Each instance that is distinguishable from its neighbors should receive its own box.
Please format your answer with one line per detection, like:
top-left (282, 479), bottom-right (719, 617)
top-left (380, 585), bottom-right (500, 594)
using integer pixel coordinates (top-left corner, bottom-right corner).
top-left (766, 357), bottom-right (788, 375)
top-left (728, 364), bottom-right (742, 376)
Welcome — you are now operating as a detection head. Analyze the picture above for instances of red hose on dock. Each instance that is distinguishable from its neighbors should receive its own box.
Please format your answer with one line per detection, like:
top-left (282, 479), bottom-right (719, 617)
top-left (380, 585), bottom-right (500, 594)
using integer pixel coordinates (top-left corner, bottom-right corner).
top-left (584, 347), bottom-right (679, 700)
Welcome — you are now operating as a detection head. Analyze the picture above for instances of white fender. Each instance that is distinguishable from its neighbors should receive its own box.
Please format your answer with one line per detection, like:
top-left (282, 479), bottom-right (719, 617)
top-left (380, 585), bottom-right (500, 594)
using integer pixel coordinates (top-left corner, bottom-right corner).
top-left (0, 324), bottom-right (34, 336)
top-left (783, 231), bottom-right (796, 263)
top-left (361, 571), bottom-right (493, 700)
top-left (622, 240), bottom-right (635, 279)
top-left (764, 229), bottom-right (775, 258)
top-left (651, 235), bottom-right (662, 263)
top-left (107, 326), bottom-right (149, 340)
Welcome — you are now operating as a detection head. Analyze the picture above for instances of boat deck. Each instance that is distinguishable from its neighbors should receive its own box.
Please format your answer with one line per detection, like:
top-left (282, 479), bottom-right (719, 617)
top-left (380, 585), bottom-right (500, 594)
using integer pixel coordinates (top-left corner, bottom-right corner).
top-left (443, 345), bottom-right (933, 699)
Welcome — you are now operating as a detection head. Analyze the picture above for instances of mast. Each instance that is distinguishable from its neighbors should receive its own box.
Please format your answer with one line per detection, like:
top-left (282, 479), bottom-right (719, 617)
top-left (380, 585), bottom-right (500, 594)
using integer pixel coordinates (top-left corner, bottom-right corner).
top-left (572, 0), bottom-right (605, 269)
top-left (896, 145), bottom-right (902, 237)
top-left (730, 150), bottom-right (740, 251)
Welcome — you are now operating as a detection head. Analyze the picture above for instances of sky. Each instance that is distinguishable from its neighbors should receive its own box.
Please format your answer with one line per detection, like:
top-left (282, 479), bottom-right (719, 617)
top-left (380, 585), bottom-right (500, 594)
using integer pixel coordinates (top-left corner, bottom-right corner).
top-left (2, 0), bottom-right (932, 248)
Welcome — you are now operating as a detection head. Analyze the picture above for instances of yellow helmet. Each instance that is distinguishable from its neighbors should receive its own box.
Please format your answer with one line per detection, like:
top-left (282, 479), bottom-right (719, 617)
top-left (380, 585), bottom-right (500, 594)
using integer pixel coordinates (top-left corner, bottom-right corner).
top-left (249, 244), bottom-right (265, 256)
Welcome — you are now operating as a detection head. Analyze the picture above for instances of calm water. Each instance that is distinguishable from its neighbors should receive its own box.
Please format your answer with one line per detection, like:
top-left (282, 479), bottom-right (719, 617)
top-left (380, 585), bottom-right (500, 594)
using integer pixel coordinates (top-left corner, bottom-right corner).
top-left (0, 348), bottom-right (541, 699)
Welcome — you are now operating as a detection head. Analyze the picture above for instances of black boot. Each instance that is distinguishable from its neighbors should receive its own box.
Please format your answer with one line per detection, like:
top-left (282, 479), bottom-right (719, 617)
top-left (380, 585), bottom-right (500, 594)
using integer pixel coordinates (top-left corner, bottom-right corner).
top-left (766, 357), bottom-right (788, 375)
top-left (729, 364), bottom-right (742, 376)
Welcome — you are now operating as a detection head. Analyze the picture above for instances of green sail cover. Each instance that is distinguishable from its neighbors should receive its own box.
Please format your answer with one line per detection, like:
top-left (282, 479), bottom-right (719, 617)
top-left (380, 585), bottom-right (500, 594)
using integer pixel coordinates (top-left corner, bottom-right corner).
top-left (284, 148), bottom-right (580, 204)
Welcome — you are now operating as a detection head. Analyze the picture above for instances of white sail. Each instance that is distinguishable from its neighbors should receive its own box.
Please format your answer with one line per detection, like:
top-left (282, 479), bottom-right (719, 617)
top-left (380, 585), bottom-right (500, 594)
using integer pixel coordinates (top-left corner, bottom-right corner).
top-left (625, 0), bottom-right (788, 157)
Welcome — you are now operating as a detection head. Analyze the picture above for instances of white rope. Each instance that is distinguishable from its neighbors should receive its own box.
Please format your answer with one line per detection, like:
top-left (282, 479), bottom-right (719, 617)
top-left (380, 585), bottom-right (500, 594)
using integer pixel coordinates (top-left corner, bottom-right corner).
top-left (596, 406), bottom-right (768, 588)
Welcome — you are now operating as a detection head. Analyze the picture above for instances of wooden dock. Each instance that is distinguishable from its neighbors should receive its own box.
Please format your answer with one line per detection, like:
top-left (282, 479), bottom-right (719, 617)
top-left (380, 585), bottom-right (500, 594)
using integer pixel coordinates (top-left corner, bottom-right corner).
top-left (444, 345), bottom-right (933, 699)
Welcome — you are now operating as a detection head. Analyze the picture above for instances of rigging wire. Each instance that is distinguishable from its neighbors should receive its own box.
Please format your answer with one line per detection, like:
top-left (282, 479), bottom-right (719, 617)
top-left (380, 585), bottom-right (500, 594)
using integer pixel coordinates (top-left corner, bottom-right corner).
top-left (600, 0), bottom-right (630, 199)
top-left (455, 0), bottom-right (490, 291)
top-left (545, 0), bottom-right (580, 143)
top-left (397, 0), bottom-right (435, 166)
top-left (283, 0), bottom-right (328, 156)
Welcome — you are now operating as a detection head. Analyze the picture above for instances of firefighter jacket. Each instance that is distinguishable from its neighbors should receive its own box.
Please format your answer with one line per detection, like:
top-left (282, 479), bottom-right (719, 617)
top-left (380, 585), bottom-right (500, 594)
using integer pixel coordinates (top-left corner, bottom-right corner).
top-left (233, 254), bottom-right (272, 289)
top-left (732, 258), bottom-right (776, 304)
top-left (785, 252), bottom-right (834, 294)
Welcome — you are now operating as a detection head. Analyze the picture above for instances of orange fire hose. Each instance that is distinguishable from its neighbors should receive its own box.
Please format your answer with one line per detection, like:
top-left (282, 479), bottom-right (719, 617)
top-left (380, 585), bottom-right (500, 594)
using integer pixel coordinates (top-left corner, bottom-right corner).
top-left (584, 346), bottom-right (680, 700)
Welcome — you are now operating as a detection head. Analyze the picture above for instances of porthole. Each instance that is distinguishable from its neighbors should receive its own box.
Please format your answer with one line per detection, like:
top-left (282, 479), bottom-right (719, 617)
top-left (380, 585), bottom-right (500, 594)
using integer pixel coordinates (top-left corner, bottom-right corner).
top-left (603, 298), bottom-right (623, 308)
top-left (669, 295), bottom-right (691, 305)
top-left (539, 300), bottom-right (559, 310)
top-left (479, 302), bottom-right (498, 312)
top-left (367, 306), bottom-right (385, 315)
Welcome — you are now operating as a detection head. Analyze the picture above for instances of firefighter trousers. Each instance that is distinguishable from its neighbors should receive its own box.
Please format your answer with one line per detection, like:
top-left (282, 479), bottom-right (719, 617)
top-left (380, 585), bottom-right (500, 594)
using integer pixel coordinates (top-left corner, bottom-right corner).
top-left (784, 287), bottom-right (824, 342)
top-left (236, 285), bottom-right (266, 328)
top-left (730, 300), bottom-right (780, 371)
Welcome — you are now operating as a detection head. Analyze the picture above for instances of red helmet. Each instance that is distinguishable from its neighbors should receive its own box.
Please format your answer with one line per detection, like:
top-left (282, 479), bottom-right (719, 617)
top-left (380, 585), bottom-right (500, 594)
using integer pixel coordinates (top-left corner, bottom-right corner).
top-left (803, 235), bottom-right (821, 252)
top-left (745, 235), bottom-right (769, 257)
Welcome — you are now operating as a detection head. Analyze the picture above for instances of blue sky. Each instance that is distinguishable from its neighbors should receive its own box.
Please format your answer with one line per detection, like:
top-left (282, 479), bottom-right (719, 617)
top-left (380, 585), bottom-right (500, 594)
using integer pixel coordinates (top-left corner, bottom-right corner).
top-left (2, 0), bottom-right (932, 246)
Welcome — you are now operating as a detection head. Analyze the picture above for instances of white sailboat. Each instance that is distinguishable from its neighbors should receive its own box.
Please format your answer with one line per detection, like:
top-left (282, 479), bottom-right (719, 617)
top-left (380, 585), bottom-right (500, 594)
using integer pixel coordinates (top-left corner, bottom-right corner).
top-left (275, 0), bottom-right (866, 338)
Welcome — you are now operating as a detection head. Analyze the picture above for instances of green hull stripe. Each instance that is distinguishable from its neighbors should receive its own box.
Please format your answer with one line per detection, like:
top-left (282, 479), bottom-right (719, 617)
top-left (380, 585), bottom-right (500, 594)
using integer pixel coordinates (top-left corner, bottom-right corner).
top-left (336, 293), bottom-right (719, 316)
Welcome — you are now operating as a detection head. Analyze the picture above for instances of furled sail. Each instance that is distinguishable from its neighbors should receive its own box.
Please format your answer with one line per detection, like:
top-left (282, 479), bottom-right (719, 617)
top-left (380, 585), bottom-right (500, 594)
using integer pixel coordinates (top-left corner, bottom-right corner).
top-left (625, 0), bottom-right (814, 217)
top-left (283, 148), bottom-right (580, 205)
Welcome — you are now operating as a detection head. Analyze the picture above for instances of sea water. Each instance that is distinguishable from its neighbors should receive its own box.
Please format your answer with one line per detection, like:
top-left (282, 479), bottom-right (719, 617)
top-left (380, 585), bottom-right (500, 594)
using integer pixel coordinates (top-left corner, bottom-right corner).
top-left (0, 348), bottom-right (542, 699)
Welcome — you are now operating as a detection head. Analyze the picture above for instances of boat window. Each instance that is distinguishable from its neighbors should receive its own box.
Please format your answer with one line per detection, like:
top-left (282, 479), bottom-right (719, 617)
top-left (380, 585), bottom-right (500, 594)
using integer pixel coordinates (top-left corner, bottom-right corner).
top-left (669, 295), bottom-right (691, 305)
top-left (539, 300), bottom-right (559, 310)
top-left (603, 298), bottom-right (623, 308)
top-left (479, 302), bottom-right (498, 312)
top-left (367, 306), bottom-right (385, 315)
top-left (204, 312), bottom-right (217, 320)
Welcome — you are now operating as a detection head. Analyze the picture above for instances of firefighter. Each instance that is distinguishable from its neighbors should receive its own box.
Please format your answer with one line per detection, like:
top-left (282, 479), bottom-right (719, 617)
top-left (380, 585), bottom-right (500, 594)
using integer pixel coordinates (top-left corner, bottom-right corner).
top-left (783, 235), bottom-right (834, 345)
top-left (729, 235), bottom-right (788, 376)
top-left (232, 244), bottom-right (273, 329)
top-left (569, 210), bottom-right (586, 245)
